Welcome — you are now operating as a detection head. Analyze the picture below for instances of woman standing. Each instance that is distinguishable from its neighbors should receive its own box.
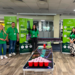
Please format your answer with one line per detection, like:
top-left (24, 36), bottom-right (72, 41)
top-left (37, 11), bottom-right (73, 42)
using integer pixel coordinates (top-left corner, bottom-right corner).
top-left (30, 25), bottom-right (39, 54)
top-left (69, 27), bottom-right (75, 56)
top-left (0, 25), bottom-right (8, 59)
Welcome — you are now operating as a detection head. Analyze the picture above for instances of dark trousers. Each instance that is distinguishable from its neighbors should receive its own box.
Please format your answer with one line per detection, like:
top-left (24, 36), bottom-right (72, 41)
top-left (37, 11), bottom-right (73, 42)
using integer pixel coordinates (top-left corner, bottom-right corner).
top-left (9, 40), bottom-right (16, 54)
top-left (31, 38), bottom-right (38, 51)
top-left (0, 44), bottom-right (6, 55)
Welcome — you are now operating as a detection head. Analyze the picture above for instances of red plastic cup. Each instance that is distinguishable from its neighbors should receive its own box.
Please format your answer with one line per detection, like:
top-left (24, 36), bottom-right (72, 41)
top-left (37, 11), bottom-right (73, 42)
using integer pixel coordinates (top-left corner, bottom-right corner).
top-left (43, 44), bottom-right (46, 48)
top-left (44, 61), bottom-right (49, 67)
top-left (34, 61), bottom-right (38, 67)
top-left (39, 61), bottom-right (43, 67)
top-left (28, 61), bottom-right (33, 67)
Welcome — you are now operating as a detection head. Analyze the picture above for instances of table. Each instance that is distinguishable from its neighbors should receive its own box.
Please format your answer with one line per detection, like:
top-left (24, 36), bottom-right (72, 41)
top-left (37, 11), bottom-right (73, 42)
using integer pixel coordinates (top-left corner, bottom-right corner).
top-left (23, 48), bottom-right (54, 75)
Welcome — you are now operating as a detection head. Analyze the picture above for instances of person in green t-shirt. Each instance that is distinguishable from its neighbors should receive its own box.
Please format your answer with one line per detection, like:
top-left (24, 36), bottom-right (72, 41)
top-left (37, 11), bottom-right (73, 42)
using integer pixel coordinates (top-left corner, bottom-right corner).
top-left (30, 25), bottom-right (39, 54)
top-left (6, 22), bottom-right (19, 57)
top-left (69, 27), bottom-right (75, 56)
top-left (0, 25), bottom-right (8, 59)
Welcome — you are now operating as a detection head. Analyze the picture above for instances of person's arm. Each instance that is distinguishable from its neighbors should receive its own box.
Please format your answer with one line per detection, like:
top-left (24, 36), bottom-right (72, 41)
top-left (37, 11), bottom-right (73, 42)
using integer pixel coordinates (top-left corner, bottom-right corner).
top-left (17, 33), bottom-right (19, 41)
top-left (16, 29), bottom-right (19, 41)
top-left (4, 35), bottom-right (8, 41)
top-left (0, 38), bottom-right (5, 41)
top-left (6, 34), bottom-right (9, 42)
top-left (37, 30), bottom-right (39, 37)
top-left (69, 33), bottom-right (73, 43)
top-left (6, 28), bottom-right (9, 42)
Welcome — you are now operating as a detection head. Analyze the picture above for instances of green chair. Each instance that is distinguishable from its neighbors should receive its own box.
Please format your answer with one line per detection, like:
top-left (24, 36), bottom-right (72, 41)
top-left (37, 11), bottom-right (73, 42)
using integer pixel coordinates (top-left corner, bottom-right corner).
top-left (46, 42), bottom-right (52, 48)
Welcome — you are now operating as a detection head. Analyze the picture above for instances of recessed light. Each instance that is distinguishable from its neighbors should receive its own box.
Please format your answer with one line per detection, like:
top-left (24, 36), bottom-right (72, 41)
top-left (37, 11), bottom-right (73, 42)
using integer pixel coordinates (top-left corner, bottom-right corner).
top-left (73, 9), bottom-right (75, 11)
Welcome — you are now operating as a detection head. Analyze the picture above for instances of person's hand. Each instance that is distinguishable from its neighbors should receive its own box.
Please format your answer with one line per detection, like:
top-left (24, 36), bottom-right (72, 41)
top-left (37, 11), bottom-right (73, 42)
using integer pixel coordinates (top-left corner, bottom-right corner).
top-left (17, 38), bottom-right (19, 42)
top-left (7, 39), bottom-right (9, 42)
top-left (74, 39), bottom-right (75, 41)
top-left (0, 39), bottom-right (5, 41)
top-left (70, 40), bottom-right (73, 43)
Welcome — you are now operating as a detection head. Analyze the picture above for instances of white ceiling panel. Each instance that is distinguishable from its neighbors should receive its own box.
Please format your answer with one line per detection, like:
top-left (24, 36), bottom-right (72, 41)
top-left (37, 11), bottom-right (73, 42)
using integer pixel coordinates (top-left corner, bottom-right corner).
top-left (48, 0), bottom-right (61, 3)
top-left (23, 0), bottom-right (37, 3)
top-left (26, 3), bottom-right (39, 9)
top-left (58, 4), bottom-right (69, 9)
top-left (60, 0), bottom-right (73, 4)
top-left (49, 3), bottom-right (59, 10)
top-left (0, 0), bottom-right (75, 14)
top-left (39, 10), bottom-right (49, 13)
top-left (0, 2), bottom-right (8, 7)
top-left (32, 10), bottom-right (41, 13)
top-left (37, 3), bottom-right (48, 8)
top-left (14, 2), bottom-right (27, 6)
top-left (0, 0), bottom-right (12, 3)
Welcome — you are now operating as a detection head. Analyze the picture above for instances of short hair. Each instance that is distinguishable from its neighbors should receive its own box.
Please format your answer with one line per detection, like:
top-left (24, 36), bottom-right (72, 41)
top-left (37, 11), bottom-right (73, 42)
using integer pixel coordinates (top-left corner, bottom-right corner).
top-left (11, 22), bottom-right (15, 24)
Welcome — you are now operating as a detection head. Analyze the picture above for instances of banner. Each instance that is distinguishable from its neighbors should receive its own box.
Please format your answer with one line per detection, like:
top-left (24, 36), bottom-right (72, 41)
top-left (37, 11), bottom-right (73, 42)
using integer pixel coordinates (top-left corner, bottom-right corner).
top-left (4, 16), bottom-right (17, 31)
top-left (62, 19), bottom-right (75, 53)
top-left (19, 18), bottom-right (33, 53)
top-left (4, 16), bottom-right (17, 53)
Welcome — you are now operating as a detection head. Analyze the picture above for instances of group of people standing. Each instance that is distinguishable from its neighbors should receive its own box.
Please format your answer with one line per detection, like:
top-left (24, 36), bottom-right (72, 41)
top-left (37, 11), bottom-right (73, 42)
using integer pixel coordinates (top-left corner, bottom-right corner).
top-left (0, 22), bottom-right (19, 59)
top-left (0, 22), bottom-right (39, 59)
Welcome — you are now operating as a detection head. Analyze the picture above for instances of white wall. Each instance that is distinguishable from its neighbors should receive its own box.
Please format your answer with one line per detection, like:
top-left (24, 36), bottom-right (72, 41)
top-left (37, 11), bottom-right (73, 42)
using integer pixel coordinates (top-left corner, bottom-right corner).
top-left (60, 15), bottom-right (75, 20)
top-left (17, 15), bottom-right (54, 21)
top-left (0, 14), bottom-right (16, 19)
top-left (0, 14), bottom-right (54, 21)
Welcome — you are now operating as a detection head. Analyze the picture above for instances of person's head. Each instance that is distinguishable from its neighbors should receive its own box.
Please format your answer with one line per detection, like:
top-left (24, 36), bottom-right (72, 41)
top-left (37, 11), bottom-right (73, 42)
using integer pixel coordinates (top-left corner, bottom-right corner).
top-left (72, 27), bottom-right (75, 33)
top-left (0, 25), bottom-right (6, 34)
top-left (11, 22), bottom-right (15, 28)
top-left (0, 25), bottom-right (3, 31)
top-left (32, 25), bottom-right (37, 31)
top-left (33, 25), bottom-right (36, 30)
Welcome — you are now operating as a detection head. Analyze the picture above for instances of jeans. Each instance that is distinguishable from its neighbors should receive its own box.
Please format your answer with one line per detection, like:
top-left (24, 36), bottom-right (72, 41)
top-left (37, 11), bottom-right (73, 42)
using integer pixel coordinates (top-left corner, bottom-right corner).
top-left (31, 38), bottom-right (38, 51)
top-left (0, 44), bottom-right (6, 56)
top-left (9, 40), bottom-right (16, 54)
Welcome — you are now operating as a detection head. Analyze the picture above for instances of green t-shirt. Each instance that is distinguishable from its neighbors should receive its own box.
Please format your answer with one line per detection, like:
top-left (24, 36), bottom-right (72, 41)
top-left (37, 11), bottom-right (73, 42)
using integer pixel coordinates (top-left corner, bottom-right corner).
top-left (6, 27), bottom-right (18, 40)
top-left (0, 30), bottom-right (7, 44)
top-left (30, 30), bottom-right (39, 38)
top-left (69, 33), bottom-right (75, 39)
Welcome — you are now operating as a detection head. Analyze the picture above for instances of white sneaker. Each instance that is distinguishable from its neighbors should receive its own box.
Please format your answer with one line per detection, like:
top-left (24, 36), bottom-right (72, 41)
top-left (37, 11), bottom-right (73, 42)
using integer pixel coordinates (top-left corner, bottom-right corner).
top-left (12, 53), bottom-right (16, 56)
top-left (0, 56), bottom-right (3, 59)
top-left (9, 54), bottom-right (12, 57)
top-left (4, 55), bottom-right (8, 59)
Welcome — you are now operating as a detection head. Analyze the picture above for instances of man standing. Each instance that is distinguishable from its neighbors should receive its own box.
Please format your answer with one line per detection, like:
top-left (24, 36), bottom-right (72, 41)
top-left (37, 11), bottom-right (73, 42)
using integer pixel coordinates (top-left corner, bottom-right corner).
top-left (7, 22), bottom-right (19, 57)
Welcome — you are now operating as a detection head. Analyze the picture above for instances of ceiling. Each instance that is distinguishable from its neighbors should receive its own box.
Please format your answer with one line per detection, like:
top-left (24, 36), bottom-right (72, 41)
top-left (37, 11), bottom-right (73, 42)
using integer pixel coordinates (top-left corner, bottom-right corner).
top-left (0, 0), bottom-right (75, 15)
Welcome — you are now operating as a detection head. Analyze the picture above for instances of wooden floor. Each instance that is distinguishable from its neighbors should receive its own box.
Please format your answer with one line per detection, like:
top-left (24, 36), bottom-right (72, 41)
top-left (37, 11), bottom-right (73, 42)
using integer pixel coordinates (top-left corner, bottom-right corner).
top-left (0, 52), bottom-right (75, 75)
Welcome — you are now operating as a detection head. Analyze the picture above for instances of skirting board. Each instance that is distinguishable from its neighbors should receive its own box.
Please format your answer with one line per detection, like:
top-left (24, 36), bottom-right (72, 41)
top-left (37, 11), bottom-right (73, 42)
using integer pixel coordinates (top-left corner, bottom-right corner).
top-left (62, 52), bottom-right (70, 54)
top-left (20, 52), bottom-right (31, 55)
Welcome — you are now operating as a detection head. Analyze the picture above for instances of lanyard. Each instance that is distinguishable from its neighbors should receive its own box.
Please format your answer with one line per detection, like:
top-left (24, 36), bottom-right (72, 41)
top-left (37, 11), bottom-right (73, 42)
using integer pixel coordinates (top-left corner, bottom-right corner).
top-left (12, 28), bottom-right (15, 33)
top-left (1, 31), bottom-right (5, 38)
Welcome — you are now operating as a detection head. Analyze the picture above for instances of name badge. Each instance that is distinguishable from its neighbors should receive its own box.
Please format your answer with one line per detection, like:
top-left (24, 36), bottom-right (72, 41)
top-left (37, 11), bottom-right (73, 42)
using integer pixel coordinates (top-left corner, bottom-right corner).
top-left (14, 33), bottom-right (16, 35)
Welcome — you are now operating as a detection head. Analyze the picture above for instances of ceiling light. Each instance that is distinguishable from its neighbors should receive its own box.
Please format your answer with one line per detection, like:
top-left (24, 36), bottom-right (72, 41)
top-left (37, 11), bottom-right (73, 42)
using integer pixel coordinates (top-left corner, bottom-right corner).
top-left (73, 9), bottom-right (75, 11)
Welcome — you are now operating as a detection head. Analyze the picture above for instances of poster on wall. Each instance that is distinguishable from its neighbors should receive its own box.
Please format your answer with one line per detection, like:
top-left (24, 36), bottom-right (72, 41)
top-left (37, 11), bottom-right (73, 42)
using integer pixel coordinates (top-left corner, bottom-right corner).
top-left (19, 18), bottom-right (33, 53)
top-left (62, 19), bottom-right (75, 53)
top-left (4, 16), bottom-right (17, 31)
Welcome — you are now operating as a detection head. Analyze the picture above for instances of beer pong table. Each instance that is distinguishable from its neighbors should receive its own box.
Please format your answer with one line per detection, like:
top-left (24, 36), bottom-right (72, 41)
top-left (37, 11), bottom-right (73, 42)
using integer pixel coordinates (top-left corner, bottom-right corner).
top-left (23, 48), bottom-right (54, 75)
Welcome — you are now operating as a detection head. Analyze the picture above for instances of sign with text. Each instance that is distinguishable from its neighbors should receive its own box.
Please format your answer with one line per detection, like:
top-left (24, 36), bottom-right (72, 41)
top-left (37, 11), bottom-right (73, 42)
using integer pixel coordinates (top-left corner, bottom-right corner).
top-left (19, 18), bottom-right (33, 53)
top-left (62, 19), bottom-right (75, 53)
top-left (4, 16), bottom-right (17, 31)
